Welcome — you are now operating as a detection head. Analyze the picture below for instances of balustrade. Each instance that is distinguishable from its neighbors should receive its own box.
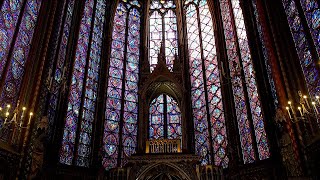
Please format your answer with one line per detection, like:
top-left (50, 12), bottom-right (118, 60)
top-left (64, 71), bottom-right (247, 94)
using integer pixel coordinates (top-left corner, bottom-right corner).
top-left (146, 139), bottom-right (181, 153)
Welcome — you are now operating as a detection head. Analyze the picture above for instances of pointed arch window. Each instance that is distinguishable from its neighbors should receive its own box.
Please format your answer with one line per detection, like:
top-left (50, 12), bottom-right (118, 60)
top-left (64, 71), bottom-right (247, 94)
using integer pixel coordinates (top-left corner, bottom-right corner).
top-left (0, 0), bottom-right (42, 141)
top-left (282, 0), bottom-right (320, 99)
top-left (59, 0), bottom-right (106, 167)
top-left (219, 0), bottom-right (270, 163)
top-left (185, 0), bottom-right (228, 167)
top-left (149, 0), bottom-right (178, 72)
top-left (149, 94), bottom-right (182, 140)
top-left (103, 0), bottom-right (141, 170)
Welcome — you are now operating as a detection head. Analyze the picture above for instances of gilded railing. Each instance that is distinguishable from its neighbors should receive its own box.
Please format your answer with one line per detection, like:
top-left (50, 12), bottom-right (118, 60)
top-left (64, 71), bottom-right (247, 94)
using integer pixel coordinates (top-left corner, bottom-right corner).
top-left (146, 139), bottom-right (181, 153)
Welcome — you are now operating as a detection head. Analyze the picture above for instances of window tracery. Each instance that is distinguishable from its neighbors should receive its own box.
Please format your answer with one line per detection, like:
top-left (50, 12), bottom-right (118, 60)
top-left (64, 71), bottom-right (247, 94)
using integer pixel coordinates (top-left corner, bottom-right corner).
top-left (149, 0), bottom-right (178, 72)
top-left (149, 94), bottom-right (182, 140)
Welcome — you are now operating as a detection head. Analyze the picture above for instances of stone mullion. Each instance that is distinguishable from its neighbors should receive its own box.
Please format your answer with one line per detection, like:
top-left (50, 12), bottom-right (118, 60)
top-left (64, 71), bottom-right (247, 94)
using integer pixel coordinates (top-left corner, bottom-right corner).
top-left (227, 0), bottom-right (260, 161)
top-left (53, 0), bottom-right (85, 167)
top-left (91, 0), bottom-right (114, 170)
top-left (138, 0), bottom-right (151, 154)
top-left (240, 0), bottom-right (275, 160)
top-left (293, 0), bottom-right (320, 60)
top-left (180, 0), bottom-right (195, 153)
top-left (73, 0), bottom-right (98, 166)
top-left (209, 0), bottom-right (243, 169)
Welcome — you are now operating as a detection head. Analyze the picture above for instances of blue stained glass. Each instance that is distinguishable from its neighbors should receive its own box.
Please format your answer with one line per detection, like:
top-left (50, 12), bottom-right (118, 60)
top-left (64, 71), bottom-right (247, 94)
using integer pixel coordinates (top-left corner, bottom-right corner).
top-left (283, 0), bottom-right (320, 99)
top-left (0, 0), bottom-right (42, 142)
top-left (60, 0), bottom-right (106, 167)
top-left (103, 0), bottom-right (141, 170)
top-left (0, 0), bottom-right (24, 79)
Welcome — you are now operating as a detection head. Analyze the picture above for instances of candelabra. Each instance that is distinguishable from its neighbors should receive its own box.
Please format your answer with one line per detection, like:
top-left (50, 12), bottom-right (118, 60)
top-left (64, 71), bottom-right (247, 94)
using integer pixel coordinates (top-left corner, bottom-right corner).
top-left (285, 91), bottom-right (320, 143)
top-left (285, 92), bottom-right (319, 121)
top-left (0, 102), bottom-right (33, 145)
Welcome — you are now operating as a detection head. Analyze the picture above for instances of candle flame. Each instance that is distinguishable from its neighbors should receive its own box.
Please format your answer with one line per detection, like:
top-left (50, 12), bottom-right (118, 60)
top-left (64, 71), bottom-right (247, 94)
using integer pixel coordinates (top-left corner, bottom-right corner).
top-left (316, 96), bottom-right (319, 99)
top-left (286, 107), bottom-right (289, 110)
top-left (298, 107), bottom-right (301, 110)
top-left (30, 112), bottom-right (33, 116)
top-left (22, 107), bottom-right (26, 111)
top-left (288, 101), bottom-right (292, 105)
top-left (6, 104), bottom-right (10, 108)
top-left (303, 95), bottom-right (307, 99)
top-left (312, 102), bottom-right (316, 105)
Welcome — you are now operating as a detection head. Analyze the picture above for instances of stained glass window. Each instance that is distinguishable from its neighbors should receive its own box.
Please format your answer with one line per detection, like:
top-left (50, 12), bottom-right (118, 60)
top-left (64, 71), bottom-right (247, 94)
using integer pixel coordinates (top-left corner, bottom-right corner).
top-left (185, 0), bottom-right (228, 167)
top-left (47, 0), bottom-right (75, 138)
top-left (219, 0), bottom-right (270, 163)
top-left (0, 0), bottom-right (43, 141)
top-left (251, 0), bottom-right (279, 108)
top-left (149, 94), bottom-right (182, 140)
top-left (282, 0), bottom-right (320, 98)
top-left (103, 0), bottom-right (141, 170)
top-left (149, 0), bottom-right (178, 72)
top-left (59, 0), bottom-right (106, 167)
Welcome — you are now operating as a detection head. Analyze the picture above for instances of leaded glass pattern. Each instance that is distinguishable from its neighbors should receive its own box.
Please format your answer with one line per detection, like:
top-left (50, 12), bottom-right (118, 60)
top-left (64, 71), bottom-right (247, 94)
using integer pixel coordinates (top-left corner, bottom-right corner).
top-left (299, 0), bottom-right (320, 57)
top-left (185, 0), bottom-right (228, 167)
top-left (77, 0), bottom-right (106, 167)
top-left (48, 0), bottom-right (75, 137)
top-left (282, 0), bottom-right (320, 98)
top-left (0, 0), bottom-right (24, 79)
top-left (60, 0), bottom-right (106, 166)
top-left (252, 0), bottom-right (279, 108)
top-left (0, 0), bottom-right (42, 141)
top-left (149, 95), bottom-right (165, 139)
top-left (149, 0), bottom-right (178, 72)
top-left (149, 94), bottom-right (182, 140)
top-left (219, 0), bottom-right (270, 163)
top-left (103, 0), bottom-right (141, 170)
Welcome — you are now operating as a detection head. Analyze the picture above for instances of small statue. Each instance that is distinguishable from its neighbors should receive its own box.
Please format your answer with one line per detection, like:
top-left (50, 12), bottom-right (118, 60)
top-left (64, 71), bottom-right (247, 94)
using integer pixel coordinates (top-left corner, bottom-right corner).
top-left (274, 108), bottom-right (302, 176)
top-left (30, 116), bottom-right (48, 179)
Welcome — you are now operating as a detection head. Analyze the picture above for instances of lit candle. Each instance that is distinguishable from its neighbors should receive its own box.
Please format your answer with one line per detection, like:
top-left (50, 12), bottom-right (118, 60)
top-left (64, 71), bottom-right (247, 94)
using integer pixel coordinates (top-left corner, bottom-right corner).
top-left (288, 101), bottom-right (293, 112)
top-left (20, 107), bottom-right (26, 126)
top-left (28, 112), bottom-right (33, 125)
top-left (312, 101), bottom-right (319, 114)
top-left (298, 107), bottom-right (303, 116)
top-left (286, 107), bottom-right (292, 119)
top-left (5, 104), bottom-right (10, 118)
top-left (303, 95), bottom-right (310, 109)
top-left (0, 107), bottom-right (2, 111)
top-left (316, 96), bottom-right (320, 104)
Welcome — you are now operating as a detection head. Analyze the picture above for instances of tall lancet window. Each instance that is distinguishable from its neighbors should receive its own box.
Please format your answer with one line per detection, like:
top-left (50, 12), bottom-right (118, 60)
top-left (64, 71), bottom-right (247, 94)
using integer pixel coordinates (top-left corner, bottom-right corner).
top-left (103, 0), bottom-right (141, 170)
top-left (282, 0), bottom-right (320, 98)
top-left (48, 0), bottom-right (76, 139)
top-left (149, 0), bottom-right (178, 72)
top-left (0, 0), bottom-right (42, 138)
top-left (149, 94), bottom-right (182, 140)
top-left (59, 0), bottom-right (106, 167)
top-left (185, 0), bottom-right (228, 167)
top-left (219, 0), bottom-right (270, 163)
